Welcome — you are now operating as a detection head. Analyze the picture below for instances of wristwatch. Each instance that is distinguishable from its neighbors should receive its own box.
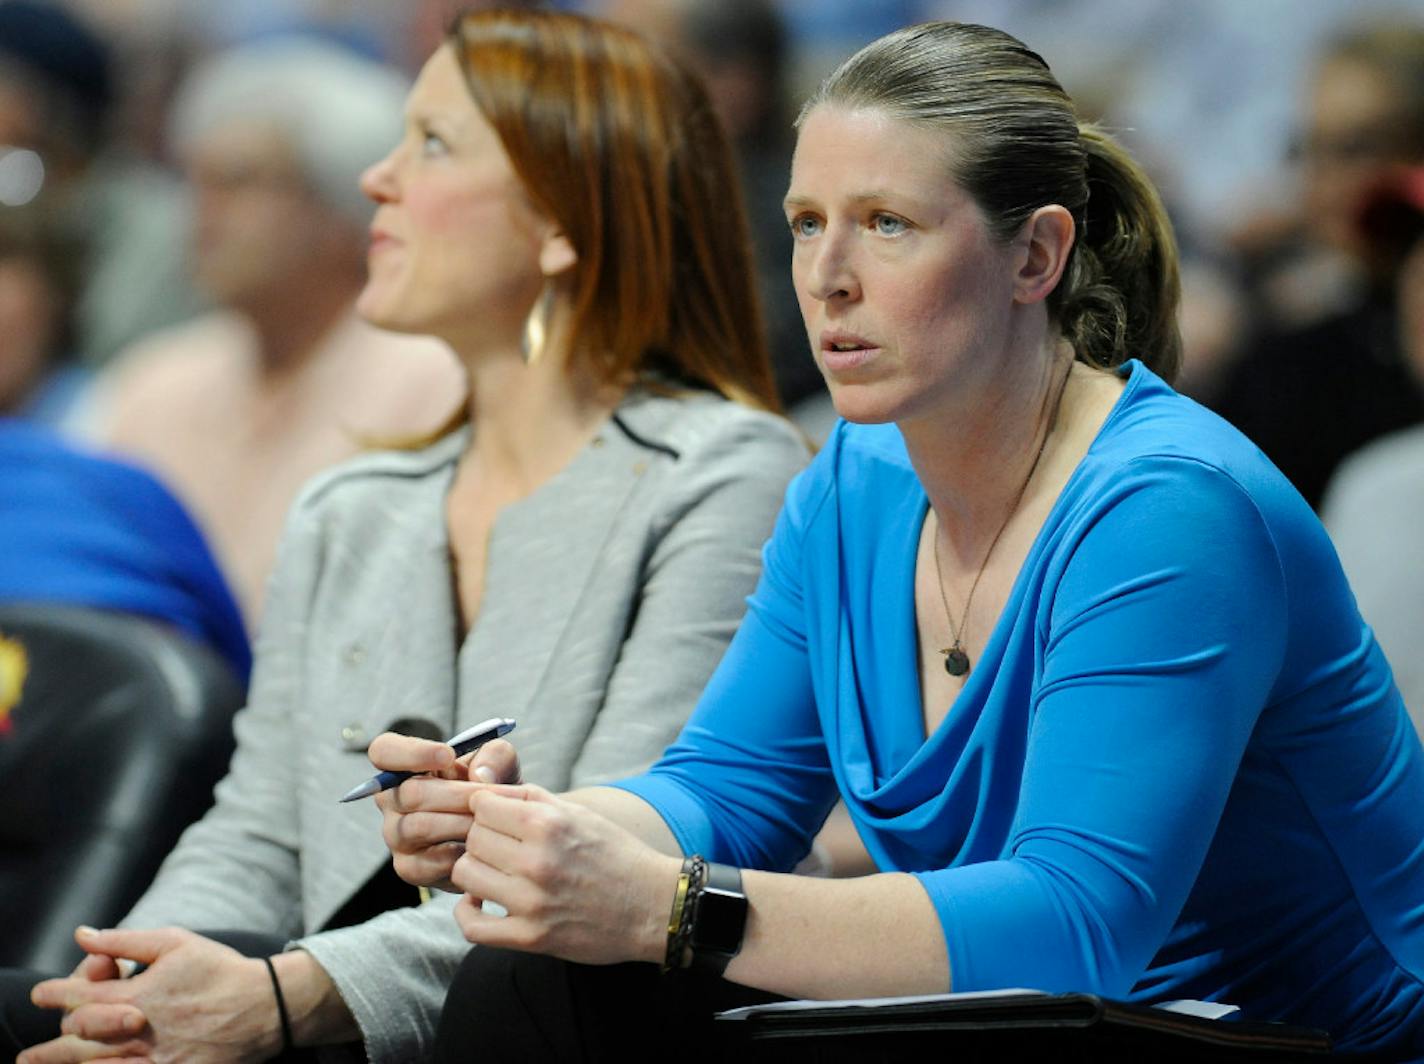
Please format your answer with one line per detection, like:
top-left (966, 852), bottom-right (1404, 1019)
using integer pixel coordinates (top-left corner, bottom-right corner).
top-left (688, 862), bottom-right (747, 977)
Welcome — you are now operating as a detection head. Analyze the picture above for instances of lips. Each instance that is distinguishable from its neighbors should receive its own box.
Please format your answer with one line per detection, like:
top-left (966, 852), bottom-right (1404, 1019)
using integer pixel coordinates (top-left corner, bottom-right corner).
top-left (819, 330), bottom-right (880, 372)
top-left (368, 229), bottom-right (399, 255)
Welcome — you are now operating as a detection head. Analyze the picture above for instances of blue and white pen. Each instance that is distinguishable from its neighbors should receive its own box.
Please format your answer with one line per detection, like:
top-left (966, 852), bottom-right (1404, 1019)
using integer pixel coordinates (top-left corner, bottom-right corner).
top-left (338, 717), bottom-right (516, 803)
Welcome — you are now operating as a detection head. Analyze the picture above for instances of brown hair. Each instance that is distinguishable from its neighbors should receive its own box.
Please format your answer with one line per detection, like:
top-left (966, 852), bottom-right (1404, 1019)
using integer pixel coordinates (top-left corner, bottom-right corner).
top-left (801, 21), bottom-right (1181, 383)
top-left (448, 8), bottom-right (781, 410)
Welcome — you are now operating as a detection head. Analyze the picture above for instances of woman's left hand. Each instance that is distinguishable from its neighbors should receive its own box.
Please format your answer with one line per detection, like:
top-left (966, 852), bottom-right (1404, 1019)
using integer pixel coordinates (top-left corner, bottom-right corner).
top-left (450, 784), bottom-right (680, 966)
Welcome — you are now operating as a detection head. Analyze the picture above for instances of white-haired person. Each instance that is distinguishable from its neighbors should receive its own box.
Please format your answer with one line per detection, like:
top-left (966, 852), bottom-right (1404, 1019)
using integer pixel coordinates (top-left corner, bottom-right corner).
top-left (89, 35), bottom-right (465, 629)
top-left (8, 11), bottom-right (805, 1063)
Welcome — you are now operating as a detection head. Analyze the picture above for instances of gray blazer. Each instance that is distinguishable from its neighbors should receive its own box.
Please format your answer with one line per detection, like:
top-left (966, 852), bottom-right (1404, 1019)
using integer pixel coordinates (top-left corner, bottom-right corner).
top-left (121, 389), bottom-right (808, 1061)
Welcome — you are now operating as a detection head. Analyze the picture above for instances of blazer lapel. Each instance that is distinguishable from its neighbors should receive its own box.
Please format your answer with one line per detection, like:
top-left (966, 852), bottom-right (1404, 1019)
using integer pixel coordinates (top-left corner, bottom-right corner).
top-left (457, 419), bottom-right (648, 728)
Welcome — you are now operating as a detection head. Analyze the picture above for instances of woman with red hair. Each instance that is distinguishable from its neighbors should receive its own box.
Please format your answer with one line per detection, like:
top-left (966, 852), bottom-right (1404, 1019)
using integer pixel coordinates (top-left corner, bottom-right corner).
top-left (12, 10), bottom-right (804, 1062)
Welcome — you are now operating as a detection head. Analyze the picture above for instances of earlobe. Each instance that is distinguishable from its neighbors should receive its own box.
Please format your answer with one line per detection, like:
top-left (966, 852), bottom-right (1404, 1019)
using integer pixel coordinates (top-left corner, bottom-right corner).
top-left (1013, 205), bottom-right (1074, 305)
top-left (539, 231), bottom-right (577, 278)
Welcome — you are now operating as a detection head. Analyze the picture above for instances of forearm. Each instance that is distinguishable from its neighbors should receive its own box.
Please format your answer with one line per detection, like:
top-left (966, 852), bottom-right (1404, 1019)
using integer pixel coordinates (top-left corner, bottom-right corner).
top-left (719, 870), bottom-right (948, 1000)
top-left (566, 786), bottom-right (680, 855)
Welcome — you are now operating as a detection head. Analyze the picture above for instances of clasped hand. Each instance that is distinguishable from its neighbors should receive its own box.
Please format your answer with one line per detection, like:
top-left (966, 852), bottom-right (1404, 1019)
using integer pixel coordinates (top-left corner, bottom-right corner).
top-left (20, 927), bottom-right (280, 1064)
top-left (370, 733), bottom-right (675, 966)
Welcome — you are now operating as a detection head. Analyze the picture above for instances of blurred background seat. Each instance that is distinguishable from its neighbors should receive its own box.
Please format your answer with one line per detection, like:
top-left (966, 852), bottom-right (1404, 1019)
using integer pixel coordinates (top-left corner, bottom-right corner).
top-left (0, 603), bottom-right (243, 972)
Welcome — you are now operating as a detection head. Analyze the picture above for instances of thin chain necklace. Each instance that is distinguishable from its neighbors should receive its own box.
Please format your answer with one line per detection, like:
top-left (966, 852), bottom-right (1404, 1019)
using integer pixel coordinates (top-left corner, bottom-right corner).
top-left (932, 363), bottom-right (1072, 678)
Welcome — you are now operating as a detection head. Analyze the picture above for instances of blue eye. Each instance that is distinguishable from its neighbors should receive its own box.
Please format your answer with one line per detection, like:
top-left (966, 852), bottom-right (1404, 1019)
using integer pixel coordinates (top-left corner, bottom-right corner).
top-left (790, 214), bottom-right (822, 239)
top-left (872, 213), bottom-right (907, 236)
top-left (420, 130), bottom-right (448, 157)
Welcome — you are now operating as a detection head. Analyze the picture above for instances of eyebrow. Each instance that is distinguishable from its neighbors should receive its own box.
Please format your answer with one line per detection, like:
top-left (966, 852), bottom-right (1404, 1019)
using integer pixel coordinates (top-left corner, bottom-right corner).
top-left (782, 190), bottom-right (907, 211)
top-left (406, 103), bottom-right (462, 128)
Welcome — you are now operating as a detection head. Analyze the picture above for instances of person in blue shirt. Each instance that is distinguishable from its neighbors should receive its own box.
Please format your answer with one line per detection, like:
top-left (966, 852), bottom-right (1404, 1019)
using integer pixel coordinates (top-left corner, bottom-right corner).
top-left (368, 21), bottom-right (1424, 1060)
top-left (0, 419), bottom-right (250, 683)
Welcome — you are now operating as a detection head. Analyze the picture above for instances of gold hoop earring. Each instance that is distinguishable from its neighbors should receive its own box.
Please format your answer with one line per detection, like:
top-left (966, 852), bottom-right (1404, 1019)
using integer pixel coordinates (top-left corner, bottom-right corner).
top-left (521, 286), bottom-right (555, 366)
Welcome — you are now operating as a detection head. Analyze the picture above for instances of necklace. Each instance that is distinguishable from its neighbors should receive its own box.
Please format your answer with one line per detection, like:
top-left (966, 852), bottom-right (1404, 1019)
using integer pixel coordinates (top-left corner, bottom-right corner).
top-left (931, 363), bottom-right (1071, 678)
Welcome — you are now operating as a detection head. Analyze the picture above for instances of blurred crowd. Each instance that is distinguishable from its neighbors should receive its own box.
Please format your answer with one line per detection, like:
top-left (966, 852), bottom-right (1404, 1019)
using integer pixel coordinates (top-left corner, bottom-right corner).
top-left (1, 0), bottom-right (1423, 723)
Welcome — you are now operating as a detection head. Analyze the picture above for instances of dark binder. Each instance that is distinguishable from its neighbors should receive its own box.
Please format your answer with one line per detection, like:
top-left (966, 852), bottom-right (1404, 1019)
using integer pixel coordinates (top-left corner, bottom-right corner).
top-left (716, 990), bottom-right (1334, 1062)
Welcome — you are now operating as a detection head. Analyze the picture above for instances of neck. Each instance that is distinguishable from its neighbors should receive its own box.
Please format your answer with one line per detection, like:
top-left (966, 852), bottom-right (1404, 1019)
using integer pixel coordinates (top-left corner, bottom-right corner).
top-left (454, 328), bottom-right (625, 494)
top-left (901, 332), bottom-right (1071, 566)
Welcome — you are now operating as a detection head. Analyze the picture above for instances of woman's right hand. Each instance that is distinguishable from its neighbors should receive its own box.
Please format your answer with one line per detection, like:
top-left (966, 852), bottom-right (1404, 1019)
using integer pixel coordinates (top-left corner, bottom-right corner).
top-left (367, 733), bottom-right (522, 890)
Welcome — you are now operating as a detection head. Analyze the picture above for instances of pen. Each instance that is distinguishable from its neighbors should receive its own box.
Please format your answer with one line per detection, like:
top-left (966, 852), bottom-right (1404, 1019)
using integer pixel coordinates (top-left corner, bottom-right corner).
top-left (338, 716), bottom-right (516, 803)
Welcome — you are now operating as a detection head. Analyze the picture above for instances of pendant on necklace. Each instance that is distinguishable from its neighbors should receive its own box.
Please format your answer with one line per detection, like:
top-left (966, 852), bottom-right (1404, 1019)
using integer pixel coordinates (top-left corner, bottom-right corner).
top-left (942, 646), bottom-right (970, 677)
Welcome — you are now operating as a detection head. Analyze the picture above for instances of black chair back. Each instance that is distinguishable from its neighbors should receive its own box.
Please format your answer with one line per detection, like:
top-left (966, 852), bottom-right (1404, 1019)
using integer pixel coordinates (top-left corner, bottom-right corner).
top-left (0, 604), bottom-right (244, 970)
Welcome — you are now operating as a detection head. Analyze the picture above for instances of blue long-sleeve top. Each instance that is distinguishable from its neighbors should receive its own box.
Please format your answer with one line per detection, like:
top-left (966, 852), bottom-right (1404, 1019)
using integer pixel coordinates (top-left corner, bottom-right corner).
top-left (616, 362), bottom-right (1424, 1055)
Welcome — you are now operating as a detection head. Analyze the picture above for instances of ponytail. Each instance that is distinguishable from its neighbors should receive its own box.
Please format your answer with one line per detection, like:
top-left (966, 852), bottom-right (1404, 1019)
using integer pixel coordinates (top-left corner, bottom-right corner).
top-left (1057, 124), bottom-right (1182, 383)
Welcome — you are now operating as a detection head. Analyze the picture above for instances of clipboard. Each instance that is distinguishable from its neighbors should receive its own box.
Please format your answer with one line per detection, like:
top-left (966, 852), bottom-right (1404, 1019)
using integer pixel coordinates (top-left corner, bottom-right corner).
top-left (715, 989), bottom-right (1333, 1062)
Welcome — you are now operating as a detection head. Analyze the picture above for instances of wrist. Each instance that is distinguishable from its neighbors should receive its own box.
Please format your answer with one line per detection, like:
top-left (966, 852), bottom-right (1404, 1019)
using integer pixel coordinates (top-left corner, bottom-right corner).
top-left (685, 862), bottom-right (748, 978)
top-left (268, 949), bottom-right (359, 1047)
top-left (247, 958), bottom-right (288, 1060)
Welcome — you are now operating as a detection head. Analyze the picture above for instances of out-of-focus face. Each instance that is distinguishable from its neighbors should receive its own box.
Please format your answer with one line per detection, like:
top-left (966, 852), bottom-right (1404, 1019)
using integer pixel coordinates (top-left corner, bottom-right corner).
top-left (1300, 57), bottom-right (1415, 257)
top-left (785, 105), bottom-right (1018, 425)
top-left (0, 256), bottom-right (58, 412)
top-left (1401, 234), bottom-right (1424, 386)
top-left (357, 45), bottom-right (549, 351)
top-left (184, 122), bottom-right (335, 310)
top-left (0, 82), bottom-right (39, 149)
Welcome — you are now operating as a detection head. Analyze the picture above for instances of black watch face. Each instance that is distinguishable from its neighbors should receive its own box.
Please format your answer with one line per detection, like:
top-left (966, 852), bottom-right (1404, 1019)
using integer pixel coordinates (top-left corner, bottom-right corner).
top-left (693, 885), bottom-right (747, 954)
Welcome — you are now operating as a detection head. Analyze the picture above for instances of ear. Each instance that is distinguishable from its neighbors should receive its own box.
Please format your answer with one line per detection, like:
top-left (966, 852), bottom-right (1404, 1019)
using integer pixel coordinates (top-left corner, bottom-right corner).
top-left (538, 230), bottom-right (577, 278)
top-left (1011, 205), bottom-right (1075, 306)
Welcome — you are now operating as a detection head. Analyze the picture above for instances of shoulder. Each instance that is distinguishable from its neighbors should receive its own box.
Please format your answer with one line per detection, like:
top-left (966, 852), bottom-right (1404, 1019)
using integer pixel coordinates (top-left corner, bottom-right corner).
top-left (296, 429), bottom-right (465, 507)
top-left (1079, 362), bottom-right (1302, 511)
top-left (616, 388), bottom-right (806, 465)
top-left (0, 427), bottom-right (218, 589)
top-left (1041, 365), bottom-right (1328, 589)
top-left (319, 317), bottom-right (464, 399)
top-left (105, 312), bottom-right (251, 380)
top-left (0, 423), bottom-right (185, 517)
top-left (610, 390), bottom-right (810, 503)
top-left (95, 313), bottom-right (251, 421)
top-left (283, 430), bottom-right (465, 541)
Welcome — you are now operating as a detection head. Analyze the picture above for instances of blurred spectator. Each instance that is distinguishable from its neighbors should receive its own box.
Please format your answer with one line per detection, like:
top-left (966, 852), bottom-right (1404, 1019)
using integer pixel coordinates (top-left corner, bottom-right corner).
top-left (0, 0), bottom-right (203, 363)
top-left (1234, 20), bottom-right (1424, 332)
top-left (1210, 19), bottom-right (1424, 510)
top-left (679, 0), bottom-right (823, 411)
top-left (91, 37), bottom-right (464, 630)
top-left (0, 203), bottom-right (88, 429)
top-left (0, 418), bottom-right (250, 684)
top-left (1322, 166), bottom-right (1424, 733)
top-left (601, 0), bottom-right (824, 415)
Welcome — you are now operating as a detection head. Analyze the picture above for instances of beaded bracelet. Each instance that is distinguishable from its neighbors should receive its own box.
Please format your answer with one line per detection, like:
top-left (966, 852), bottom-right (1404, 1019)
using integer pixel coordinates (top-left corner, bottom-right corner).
top-left (662, 854), bottom-right (706, 973)
top-left (262, 955), bottom-right (295, 1053)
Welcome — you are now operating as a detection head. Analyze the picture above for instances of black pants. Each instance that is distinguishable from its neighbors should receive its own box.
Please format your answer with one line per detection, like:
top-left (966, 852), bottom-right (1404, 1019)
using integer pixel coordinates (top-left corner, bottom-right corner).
top-left (0, 931), bottom-right (325, 1063)
top-left (434, 947), bottom-right (785, 1063)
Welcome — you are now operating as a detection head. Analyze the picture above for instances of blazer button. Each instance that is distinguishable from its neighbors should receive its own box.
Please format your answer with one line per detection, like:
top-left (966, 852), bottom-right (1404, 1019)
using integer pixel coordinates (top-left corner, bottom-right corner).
top-left (340, 724), bottom-right (367, 751)
top-left (344, 643), bottom-right (366, 666)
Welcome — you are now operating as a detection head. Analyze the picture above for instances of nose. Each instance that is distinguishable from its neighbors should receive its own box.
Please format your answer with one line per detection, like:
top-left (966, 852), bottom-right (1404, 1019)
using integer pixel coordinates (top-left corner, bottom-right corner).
top-left (360, 147), bottom-right (399, 204)
top-left (802, 228), bottom-right (860, 305)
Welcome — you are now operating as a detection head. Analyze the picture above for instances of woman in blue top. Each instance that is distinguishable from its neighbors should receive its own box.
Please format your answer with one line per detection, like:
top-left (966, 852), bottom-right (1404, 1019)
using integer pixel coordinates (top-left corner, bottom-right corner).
top-left (371, 21), bottom-right (1424, 1058)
